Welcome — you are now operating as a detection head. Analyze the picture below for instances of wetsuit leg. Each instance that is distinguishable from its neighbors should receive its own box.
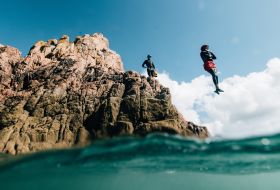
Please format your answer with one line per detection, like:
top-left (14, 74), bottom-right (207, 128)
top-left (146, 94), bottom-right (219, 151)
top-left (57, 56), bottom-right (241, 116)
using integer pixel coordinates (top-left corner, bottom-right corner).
top-left (207, 69), bottom-right (219, 88)
top-left (147, 69), bottom-right (152, 77)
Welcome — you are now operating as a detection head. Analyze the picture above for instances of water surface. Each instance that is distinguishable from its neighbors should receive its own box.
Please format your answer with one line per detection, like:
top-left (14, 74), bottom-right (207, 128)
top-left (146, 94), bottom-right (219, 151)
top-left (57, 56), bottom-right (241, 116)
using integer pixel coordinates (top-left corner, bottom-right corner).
top-left (1, 133), bottom-right (280, 190)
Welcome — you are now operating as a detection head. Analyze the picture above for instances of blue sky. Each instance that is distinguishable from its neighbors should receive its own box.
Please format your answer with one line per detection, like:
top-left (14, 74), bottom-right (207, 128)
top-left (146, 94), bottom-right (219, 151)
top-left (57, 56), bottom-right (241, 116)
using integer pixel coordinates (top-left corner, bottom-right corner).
top-left (1, 0), bottom-right (280, 81)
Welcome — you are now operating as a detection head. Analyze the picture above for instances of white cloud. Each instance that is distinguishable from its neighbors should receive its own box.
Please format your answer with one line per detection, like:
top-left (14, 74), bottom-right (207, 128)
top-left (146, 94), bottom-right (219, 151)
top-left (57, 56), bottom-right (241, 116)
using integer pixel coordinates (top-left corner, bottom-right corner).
top-left (157, 58), bottom-right (280, 139)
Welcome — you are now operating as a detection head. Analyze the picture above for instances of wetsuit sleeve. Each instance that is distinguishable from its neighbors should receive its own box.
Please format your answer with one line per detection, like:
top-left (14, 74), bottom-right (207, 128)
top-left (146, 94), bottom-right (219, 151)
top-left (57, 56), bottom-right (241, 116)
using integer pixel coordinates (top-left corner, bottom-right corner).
top-left (200, 52), bottom-right (207, 62)
top-left (151, 62), bottom-right (155, 69)
top-left (142, 61), bottom-right (146, 68)
top-left (200, 52), bottom-right (203, 59)
top-left (210, 52), bottom-right (217, 60)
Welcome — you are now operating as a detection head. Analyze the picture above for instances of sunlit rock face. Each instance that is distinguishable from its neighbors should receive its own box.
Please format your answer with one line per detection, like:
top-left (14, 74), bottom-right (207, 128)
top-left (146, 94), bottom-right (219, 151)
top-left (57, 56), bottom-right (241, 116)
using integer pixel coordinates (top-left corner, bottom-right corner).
top-left (0, 33), bottom-right (209, 155)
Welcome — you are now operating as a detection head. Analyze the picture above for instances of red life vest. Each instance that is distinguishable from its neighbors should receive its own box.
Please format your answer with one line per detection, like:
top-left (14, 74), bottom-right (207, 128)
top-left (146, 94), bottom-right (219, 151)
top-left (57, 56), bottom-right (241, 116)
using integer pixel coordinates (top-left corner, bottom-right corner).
top-left (203, 60), bottom-right (216, 71)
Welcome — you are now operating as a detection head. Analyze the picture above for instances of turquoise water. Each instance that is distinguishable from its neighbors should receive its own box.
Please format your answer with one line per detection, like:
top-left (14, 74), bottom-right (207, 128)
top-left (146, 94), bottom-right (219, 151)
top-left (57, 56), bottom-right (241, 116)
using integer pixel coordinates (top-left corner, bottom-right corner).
top-left (1, 133), bottom-right (280, 190)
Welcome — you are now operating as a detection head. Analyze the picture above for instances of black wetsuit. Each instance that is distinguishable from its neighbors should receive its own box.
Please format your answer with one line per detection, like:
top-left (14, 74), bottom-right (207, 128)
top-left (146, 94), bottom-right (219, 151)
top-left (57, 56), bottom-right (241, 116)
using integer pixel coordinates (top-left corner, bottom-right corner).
top-left (142, 59), bottom-right (155, 77)
top-left (200, 50), bottom-right (219, 91)
top-left (200, 50), bottom-right (216, 63)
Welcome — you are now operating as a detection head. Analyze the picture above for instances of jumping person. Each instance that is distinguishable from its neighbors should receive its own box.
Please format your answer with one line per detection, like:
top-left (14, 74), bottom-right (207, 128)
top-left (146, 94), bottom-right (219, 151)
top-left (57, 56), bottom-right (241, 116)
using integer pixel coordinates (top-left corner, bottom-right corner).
top-left (200, 44), bottom-right (224, 94)
top-left (142, 54), bottom-right (156, 78)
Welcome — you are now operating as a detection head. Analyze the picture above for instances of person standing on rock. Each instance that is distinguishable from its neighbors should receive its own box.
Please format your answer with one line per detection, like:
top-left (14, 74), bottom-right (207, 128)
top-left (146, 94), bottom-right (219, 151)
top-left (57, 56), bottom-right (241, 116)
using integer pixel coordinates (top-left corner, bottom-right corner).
top-left (142, 55), bottom-right (157, 78)
top-left (200, 44), bottom-right (224, 94)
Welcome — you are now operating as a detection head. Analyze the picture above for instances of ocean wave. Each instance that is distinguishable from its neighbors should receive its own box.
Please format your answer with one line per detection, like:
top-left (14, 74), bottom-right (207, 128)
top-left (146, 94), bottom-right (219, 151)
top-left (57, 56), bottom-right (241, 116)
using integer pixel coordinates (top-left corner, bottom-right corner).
top-left (1, 133), bottom-right (280, 174)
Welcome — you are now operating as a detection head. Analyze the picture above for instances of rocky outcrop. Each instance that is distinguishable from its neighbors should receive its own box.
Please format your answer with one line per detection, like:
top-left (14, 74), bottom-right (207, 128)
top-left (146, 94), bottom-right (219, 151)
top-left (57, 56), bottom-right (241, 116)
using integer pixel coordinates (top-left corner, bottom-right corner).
top-left (0, 33), bottom-right (209, 155)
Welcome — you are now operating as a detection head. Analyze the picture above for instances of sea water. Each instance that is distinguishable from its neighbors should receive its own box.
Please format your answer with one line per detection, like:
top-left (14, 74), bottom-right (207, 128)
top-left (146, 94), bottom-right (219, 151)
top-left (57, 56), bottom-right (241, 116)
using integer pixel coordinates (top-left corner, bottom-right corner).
top-left (1, 133), bottom-right (280, 190)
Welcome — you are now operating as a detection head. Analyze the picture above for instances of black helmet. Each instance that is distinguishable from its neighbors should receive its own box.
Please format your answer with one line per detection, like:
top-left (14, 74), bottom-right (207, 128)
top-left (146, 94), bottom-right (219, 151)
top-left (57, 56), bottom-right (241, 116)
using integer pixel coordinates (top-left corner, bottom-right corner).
top-left (147, 54), bottom-right (152, 58)
top-left (201, 44), bottom-right (209, 51)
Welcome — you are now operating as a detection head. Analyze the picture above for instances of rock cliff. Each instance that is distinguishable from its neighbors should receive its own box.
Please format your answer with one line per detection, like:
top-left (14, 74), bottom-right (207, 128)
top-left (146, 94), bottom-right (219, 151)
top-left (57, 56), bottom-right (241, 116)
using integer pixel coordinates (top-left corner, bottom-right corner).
top-left (0, 33), bottom-right (209, 155)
